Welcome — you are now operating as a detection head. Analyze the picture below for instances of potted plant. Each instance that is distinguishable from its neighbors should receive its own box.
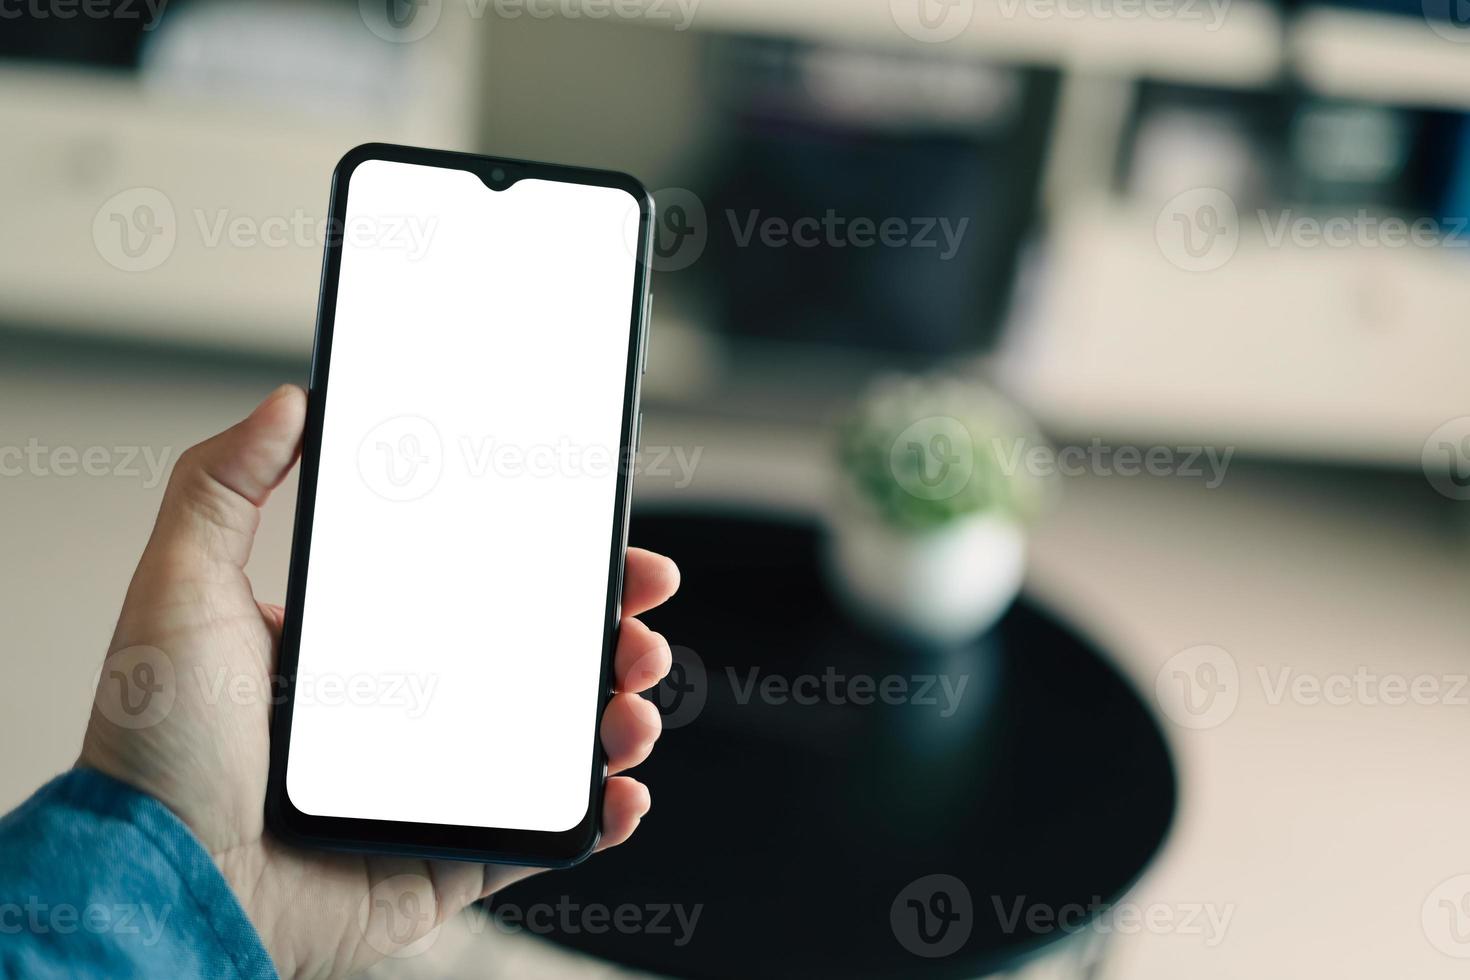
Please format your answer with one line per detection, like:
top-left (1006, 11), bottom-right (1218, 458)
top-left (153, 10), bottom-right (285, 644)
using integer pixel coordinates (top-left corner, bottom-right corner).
top-left (828, 374), bottom-right (1049, 645)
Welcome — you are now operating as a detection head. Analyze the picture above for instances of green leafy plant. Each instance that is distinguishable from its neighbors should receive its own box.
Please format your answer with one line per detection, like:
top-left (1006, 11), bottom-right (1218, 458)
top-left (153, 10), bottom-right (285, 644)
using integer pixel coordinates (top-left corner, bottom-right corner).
top-left (838, 375), bottom-right (1050, 530)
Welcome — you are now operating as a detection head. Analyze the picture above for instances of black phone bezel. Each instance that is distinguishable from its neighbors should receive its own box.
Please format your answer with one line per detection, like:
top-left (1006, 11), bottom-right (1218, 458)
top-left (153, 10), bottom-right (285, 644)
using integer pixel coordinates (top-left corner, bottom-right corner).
top-left (264, 142), bottom-right (654, 868)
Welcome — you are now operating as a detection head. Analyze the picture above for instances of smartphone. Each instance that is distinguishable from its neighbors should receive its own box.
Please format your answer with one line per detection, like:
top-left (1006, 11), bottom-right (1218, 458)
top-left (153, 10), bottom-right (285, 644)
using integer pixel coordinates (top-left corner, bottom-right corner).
top-left (265, 143), bottom-right (653, 867)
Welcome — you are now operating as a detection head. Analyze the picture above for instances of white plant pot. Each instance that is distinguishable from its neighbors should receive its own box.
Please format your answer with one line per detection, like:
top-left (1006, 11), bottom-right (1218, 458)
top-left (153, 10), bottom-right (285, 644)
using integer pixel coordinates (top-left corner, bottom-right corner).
top-left (826, 508), bottom-right (1026, 645)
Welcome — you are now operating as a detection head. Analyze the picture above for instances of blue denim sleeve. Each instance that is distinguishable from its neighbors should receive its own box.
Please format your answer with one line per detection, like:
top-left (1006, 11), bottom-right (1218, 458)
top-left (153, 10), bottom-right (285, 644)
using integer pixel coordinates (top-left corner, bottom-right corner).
top-left (0, 768), bottom-right (278, 980)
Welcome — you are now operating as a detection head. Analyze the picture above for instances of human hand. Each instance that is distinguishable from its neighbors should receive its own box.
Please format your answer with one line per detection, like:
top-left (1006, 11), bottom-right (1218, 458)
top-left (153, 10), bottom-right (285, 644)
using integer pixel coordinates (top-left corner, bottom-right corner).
top-left (77, 385), bottom-right (679, 977)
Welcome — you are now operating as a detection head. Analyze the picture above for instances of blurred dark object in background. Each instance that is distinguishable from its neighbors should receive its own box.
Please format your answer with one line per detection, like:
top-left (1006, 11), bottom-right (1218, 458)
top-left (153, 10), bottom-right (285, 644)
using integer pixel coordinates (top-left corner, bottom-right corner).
top-left (0, 0), bottom-right (148, 67)
top-left (1119, 80), bottom-right (1470, 218)
top-left (701, 39), bottom-right (1058, 360)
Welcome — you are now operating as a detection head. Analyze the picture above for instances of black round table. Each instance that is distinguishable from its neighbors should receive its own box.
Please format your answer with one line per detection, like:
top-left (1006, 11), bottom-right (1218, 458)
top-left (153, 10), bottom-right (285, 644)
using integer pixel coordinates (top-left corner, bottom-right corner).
top-left (493, 510), bottom-right (1177, 978)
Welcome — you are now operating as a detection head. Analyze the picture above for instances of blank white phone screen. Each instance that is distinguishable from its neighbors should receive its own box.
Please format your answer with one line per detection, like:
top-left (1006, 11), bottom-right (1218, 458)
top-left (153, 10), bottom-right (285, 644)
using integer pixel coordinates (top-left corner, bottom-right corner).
top-left (285, 160), bottom-right (639, 833)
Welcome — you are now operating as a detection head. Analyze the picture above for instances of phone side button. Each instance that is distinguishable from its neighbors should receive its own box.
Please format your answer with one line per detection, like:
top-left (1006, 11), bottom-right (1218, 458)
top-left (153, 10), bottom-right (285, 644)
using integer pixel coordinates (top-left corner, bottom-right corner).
top-left (640, 293), bottom-right (652, 374)
top-left (634, 412), bottom-right (643, 451)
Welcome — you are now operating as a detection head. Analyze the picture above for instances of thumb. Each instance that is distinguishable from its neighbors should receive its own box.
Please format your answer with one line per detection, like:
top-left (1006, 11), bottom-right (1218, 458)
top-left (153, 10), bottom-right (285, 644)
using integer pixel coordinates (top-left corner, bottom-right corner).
top-left (141, 385), bottom-right (307, 571)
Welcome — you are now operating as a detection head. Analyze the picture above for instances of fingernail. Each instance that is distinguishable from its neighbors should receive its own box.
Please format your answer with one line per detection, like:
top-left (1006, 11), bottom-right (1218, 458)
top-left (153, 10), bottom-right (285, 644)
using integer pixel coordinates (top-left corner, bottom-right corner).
top-left (255, 384), bottom-right (296, 413)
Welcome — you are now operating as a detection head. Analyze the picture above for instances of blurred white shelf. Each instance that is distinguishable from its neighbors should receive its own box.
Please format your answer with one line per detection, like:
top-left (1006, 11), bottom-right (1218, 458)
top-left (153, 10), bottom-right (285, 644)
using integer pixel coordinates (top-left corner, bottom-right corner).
top-left (634, 0), bottom-right (1282, 87)
top-left (0, 5), bottom-right (479, 357)
top-left (0, 66), bottom-right (350, 356)
top-left (999, 200), bottom-right (1470, 467)
top-left (1290, 7), bottom-right (1470, 113)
